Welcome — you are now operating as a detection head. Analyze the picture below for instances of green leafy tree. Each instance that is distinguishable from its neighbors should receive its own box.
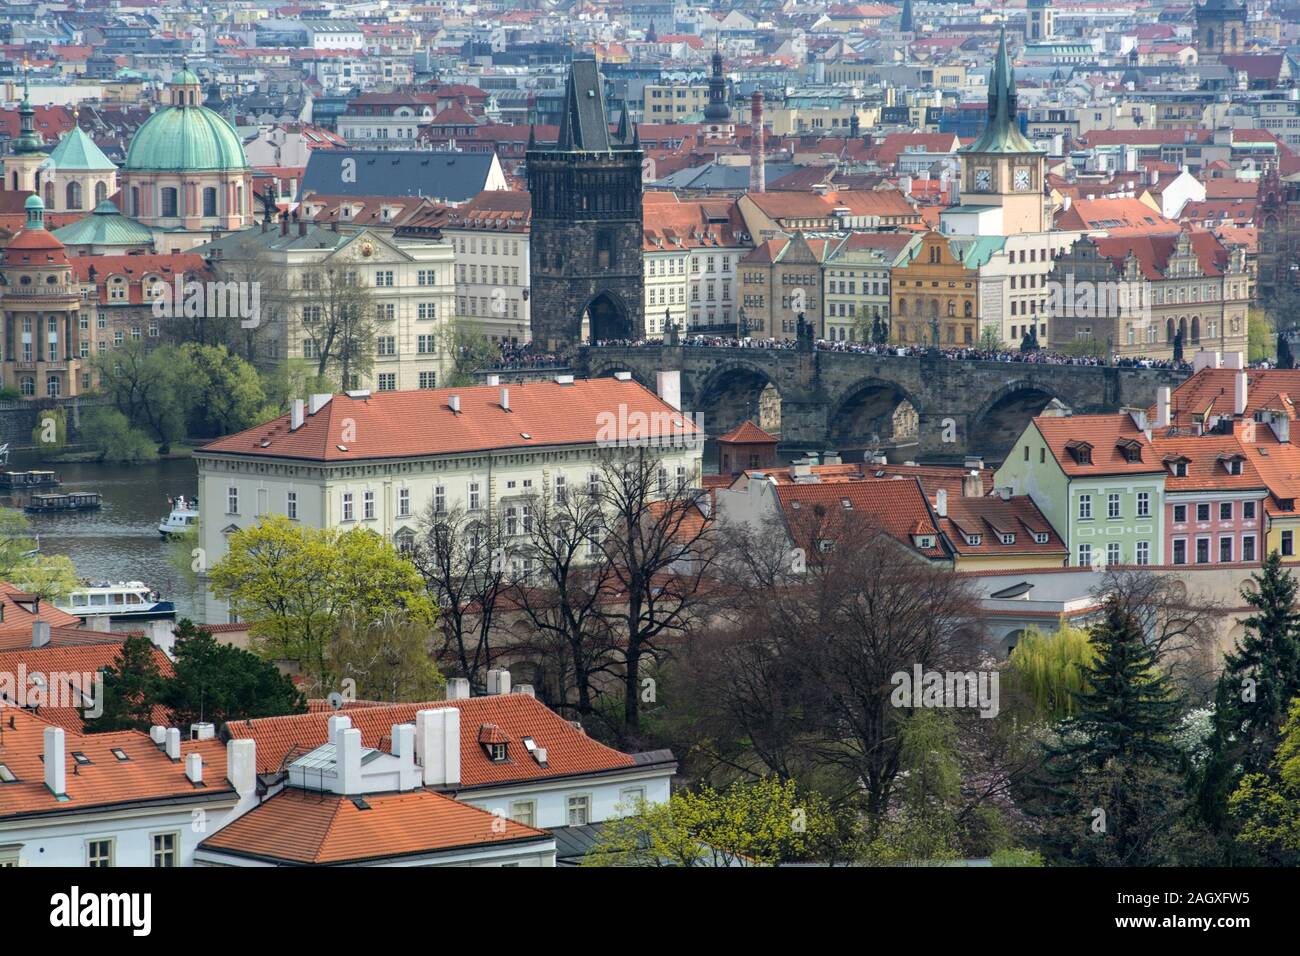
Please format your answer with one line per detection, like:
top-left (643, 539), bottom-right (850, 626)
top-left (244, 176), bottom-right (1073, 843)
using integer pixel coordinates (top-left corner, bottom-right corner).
top-left (1200, 552), bottom-right (1300, 835)
top-left (1229, 696), bottom-right (1300, 861)
top-left (1248, 308), bottom-right (1275, 364)
top-left (94, 635), bottom-right (167, 732)
top-left (80, 407), bottom-right (159, 463)
top-left (1028, 596), bottom-right (1189, 866)
top-left (256, 359), bottom-right (335, 424)
top-left (31, 405), bottom-right (67, 456)
top-left (91, 342), bottom-right (186, 451)
top-left (863, 709), bottom-right (962, 865)
top-left (164, 619), bottom-right (307, 726)
top-left (583, 777), bottom-right (841, 867)
top-left (444, 319), bottom-right (498, 387)
top-left (1005, 623), bottom-right (1096, 722)
top-left (178, 343), bottom-right (266, 438)
top-left (208, 516), bottom-right (436, 693)
top-left (977, 326), bottom-right (1004, 351)
top-left (326, 610), bottom-right (445, 703)
top-left (0, 507), bottom-right (79, 599)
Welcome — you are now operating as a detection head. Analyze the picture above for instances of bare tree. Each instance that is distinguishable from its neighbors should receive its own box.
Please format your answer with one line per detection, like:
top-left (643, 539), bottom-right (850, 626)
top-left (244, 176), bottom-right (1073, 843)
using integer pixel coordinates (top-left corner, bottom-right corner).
top-left (411, 503), bottom-right (508, 690)
top-left (591, 448), bottom-right (719, 737)
top-left (297, 261), bottom-right (377, 389)
top-left (502, 489), bottom-right (620, 717)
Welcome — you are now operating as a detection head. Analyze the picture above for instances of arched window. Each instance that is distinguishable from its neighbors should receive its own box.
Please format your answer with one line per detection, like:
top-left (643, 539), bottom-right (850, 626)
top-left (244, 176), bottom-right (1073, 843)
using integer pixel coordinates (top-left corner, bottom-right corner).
top-left (1166, 318), bottom-right (1174, 342)
top-left (947, 300), bottom-right (956, 317)
top-left (46, 375), bottom-right (60, 398)
top-left (964, 301), bottom-right (973, 318)
top-left (161, 187), bottom-right (179, 218)
top-left (20, 377), bottom-right (35, 397)
top-left (203, 187), bottom-right (218, 217)
top-left (1191, 317), bottom-right (1200, 343)
top-left (131, 186), bottom-right (141, 216)
top-left (898, 298), bottom-right (907, 316)
top-left (95, 181), bottom-right (107, 204)
top-left (66, 181), bottom-right (83, 210)
top-left (44, 181), bottom-right (54, 207)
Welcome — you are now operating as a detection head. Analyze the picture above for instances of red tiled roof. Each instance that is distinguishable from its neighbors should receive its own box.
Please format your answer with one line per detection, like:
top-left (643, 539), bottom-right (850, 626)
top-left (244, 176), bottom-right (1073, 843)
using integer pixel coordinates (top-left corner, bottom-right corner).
top-left (774, 477), bottom-right (946, 558)
top-left (937, 495), bottom-right (1067, 558)
top-left (1149, 433), bottom-right (1268, 493)
top-left (0, 708), bottom-right (230, 820)
top-left (1034, 413), bottom-right (1163, 477)
top-left (224, 694), bottom-right (643, 784)
top-left (198, 379), bottom-right (698, 463)
top-left (198, 786), bottom-right (548, 864)
top-left (717, 420), bottom-right (778, 444)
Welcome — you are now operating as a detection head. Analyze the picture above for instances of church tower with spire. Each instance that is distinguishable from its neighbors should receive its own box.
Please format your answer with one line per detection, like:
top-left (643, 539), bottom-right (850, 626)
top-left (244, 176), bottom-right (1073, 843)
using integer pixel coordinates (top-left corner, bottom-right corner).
top-left (526, 55), bottom-right (644, 349)
top-left (6, 69), bottom-right (51, 194)
top-left (703, 41), bottom-right (735, 140)
top-left (956, 26), bottom-right (1046, 236)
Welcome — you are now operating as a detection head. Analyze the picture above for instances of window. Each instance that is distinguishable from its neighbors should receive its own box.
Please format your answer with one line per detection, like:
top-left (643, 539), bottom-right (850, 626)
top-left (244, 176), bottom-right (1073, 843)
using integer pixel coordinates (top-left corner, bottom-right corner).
top-left (202, 187), bottom-right (217, 217)
top-left (1173, 504), bottom-right (1187, 523)
top-left (509, 800), bottom-right (536, 827)
top-left (434, 485), bottom-right (446, 514)
top-left (1137, 492), bottom-right (1150, 518)
top-left (1107, 542), bottom-right (1121, 566)
top-left (1197, 503), bottom-right (1210, 522)
top-left (1196, 537), bottom-right (1210, 564)
top-left (486, 742), bottom-right (507, 762)
top-left (398, 487), bottom-right (410, 517)
top-left (152, 832), bottom-right (178, 867)
top-left (619, 786), bottom-right (646, 810)
top-left (1219, 537), bottom-right (1233, 563)
top-left (1244, 501), bottom-right (1257, 520)
top-left (1243, 535), bottom-right (1256, 562)
top-left (555, 474), bottom-right (567, 504)
top-left (287, 491), bottom-right (298, 520)
top-left (1283, 531), bottom-right (1294, 557)
top-left (1108, 493), bottom-right (1121, 519)
top-left (1078, 494), bottom-right (1092, 520)
top-left (419, 372), bottom-right (437, 389)
top-left (566, 794), bottom-right (591, 827)
top-left (1077, 543), bottom-right (1092, 567)
top-left (1220, 502), bottom-right (1233, 522)
top-left (342, 492), bottom-right (354, 522)
top-left (87, 839), bottom-right (114, 867)
top-left (1173, 539), bottom-right (1187, 565)
top-left (160, 187), bottom-right (178, 218)
top-left (363, 490), bottom-right (375, 520)
top-left (1136, 540), bottom-right (1150, 565)
top-left (227, 487), bottom-right (238, 515)
top-left (469, 482), bottom-right (480, 511)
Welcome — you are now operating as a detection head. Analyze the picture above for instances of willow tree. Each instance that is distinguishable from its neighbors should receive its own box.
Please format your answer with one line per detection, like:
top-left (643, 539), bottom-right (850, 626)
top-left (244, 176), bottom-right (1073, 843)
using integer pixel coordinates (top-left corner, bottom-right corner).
top-left (1004, 623), bottom-right (1096, 723)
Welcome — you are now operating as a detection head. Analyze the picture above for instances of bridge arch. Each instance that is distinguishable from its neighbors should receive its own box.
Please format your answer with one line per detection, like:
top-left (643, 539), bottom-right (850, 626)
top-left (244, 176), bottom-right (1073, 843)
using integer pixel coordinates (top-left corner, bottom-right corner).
top-left (828, 376), bottom-right (924, 454)
top-left (695, 361), bottom-right (783, 437)
top-left (969, 379), bottom-right (1063, 463)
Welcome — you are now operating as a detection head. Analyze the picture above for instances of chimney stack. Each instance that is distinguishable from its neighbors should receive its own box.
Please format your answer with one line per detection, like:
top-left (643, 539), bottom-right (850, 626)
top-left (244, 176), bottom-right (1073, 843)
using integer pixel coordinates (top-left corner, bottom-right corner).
top-left (335, 727), bottom-right (362, 794)
top-left (445, 677), bottom-right (471, 700)
top-left (750, 91), bottom-right (766, 193)
top-left (449, 394), bottom-right (461, 414)
top-left (44, 726), bottom-right (66, 797)
top-left (487, 668), bottom-right (511, 695)
top-left (290, 398), bottom-right (305, 430)
top-left (226, 738), bottom-right (256, 797)
top-left (486, 374), bottom-right (500, 386)
top-left (500, 387), bottom-right (510, 411)
top-left (935, 488), bottom-right (948, 517)
top-left (415, 708), bottom-right (461, 787)
top-left (1155, 386), bottom-right (1171, 429)
top-left (31, 620), bottom-right (50, 649)
top-left (185, 753), bottom-right (203, 785)
top-left (656, 370), bottom-right (681, 411)
top-left (1235, 368), bottom-right (1248, 416)
top-left (165, 727), bottom-right (181, 762)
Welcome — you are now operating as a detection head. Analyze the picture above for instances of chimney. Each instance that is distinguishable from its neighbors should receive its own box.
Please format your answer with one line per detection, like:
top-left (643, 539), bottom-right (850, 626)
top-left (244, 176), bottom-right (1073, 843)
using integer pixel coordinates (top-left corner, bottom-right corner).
top-left (1193, 350), bottom-right (1222, 373)
top-left (85, 615), bottom-right (113, 633)
top-left (226, 738), bottom-right (256, 797)
top-left (31, 620), bottom-right (50, 648)
top-left (657, 370), bottom-right (681, 411)
top-left (449, 394), bottom-right (461, 413)
top-left (308, 393), bottom-right (332, 415)
top-left (415, 708), bottom-right (461, 787)
top-left (150, 725), bottom-right (166, 745)
top-left (1222, 351), bottom-right (1245, 370)
top-left (391, 722), bottom-right (415, 759)
top-left (1235, 369), bottom-right (1248, 416)
top-left (485, 373), bottom-right (500, 386)
top-left (190, 722), bottom-right (215, 740)
top-left (513, 684), bottom-right (536, 698)
top-left (185, 752), bottom-right (203, 784)
top-left (935, 488), bottom-right (948, 517)
top-left (44, 726), bottom-right (66, 797)
top-left (750, 91), bottom-right (766, 193)
top-left (445, 677), bottom-right (471, 700)
top-left (963, 470), bottom-right (983, 498)
top-left (290, 398), bottom-right (305, 430)
top-left (998, 486), bottom-right (1012, 501)
top-left (147, 619), bottom-right (174, 656)
top-left (499, 387), bottom-right (510, 411)
top-left (487, 668), bottom-right (511, 695)
top-left (327, 714), bottom-right (352, 746)
top-left (335, 727), bottom-right (362, 794)
top-left (1128, 407), bottom-right (1148, 432)
top-left (165, 727), bottom-right (181, 762)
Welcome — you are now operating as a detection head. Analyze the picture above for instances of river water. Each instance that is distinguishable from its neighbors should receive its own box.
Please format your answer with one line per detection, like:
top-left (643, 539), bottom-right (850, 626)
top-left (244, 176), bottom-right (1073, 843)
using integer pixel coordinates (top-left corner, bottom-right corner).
top-left (8, 454), bottom-right (204, 623)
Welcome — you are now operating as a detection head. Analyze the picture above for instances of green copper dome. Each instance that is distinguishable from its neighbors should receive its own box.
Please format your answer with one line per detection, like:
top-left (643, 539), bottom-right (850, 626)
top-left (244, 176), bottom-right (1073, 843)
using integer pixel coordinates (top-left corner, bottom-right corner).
top-left (124, 102), bottom-right (248, 173)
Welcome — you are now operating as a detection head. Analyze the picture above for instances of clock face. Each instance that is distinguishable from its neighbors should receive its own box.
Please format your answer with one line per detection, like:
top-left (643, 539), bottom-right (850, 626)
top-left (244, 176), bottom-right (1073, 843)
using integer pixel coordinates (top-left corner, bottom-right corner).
top-left (1014, 167), bottom-right (1032, 191)
top-left (974, 167), bottom-right (992, 191)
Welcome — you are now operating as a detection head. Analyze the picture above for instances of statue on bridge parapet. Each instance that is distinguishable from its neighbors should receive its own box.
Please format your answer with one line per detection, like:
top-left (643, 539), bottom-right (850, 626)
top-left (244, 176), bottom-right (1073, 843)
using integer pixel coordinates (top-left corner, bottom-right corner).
top-left (795, 312), bottom-right (814, 352)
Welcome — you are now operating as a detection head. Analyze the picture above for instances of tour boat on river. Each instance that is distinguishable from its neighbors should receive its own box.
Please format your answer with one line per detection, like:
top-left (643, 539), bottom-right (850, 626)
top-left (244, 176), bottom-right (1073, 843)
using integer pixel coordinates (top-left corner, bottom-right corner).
top-left (55, 581), bottom-right (175, 621)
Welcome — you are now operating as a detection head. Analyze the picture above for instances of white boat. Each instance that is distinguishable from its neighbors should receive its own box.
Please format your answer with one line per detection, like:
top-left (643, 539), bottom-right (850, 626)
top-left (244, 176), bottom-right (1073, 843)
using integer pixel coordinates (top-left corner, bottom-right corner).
top-left (159, 495), bottom-right (199, 537)
top-left (56, 581), bottom-right (175, 620)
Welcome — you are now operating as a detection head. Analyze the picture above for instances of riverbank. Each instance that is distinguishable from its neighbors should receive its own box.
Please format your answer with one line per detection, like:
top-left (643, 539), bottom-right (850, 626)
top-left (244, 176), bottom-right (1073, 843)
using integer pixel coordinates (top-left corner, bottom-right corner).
top-left (38, 445), bottom-right (198, 464)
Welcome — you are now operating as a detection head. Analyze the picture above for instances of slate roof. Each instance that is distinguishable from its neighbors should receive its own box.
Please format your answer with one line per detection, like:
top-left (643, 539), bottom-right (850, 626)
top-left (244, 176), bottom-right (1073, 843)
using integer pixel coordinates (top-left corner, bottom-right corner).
top-left (301, 149), bottom-right (500, 202)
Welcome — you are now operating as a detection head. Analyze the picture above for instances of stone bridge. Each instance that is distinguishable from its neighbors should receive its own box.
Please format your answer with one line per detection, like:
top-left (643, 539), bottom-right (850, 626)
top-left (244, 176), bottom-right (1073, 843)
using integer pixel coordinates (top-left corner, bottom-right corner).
top-left (577, 345), bottom-right (1188, 463)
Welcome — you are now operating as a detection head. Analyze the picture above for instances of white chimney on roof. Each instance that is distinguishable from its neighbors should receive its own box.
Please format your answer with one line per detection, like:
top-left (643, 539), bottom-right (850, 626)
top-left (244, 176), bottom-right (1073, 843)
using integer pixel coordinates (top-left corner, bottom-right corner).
top-left (445, 677), bottom-right (471, 700)
top-left (415, 708), bottom-right (461, 787)
top-left (449, 394), bottom-right (461, 413)
top-left (500, 387), bottom-right (510, 411)
top-left (185, 752), bottom-right (203, 785)
top-left (487, 668), bottom-right (511, 695)
top-left (614, 371), bottom-right (632, 381)
top-left (290, 398), bottom-right (305, 431)
top-left (190, 722), bottom-right (215, 741)
top-left (1193, 350), bottom-right (1222, 373)
top-left (327, 714), bottom-right (352, 747)
top-left (226, 738), bottom-right (256, 797)
top-left (1235, 368), bottom-right (1248, 416)
top-left (308, 393), bottom-right (332, 415)
top-left (150, 725), bottom-right (166, 745)
top-left (1222, 351), bottom-right (1244, 370)
top-left (44, 725), bottom-right (66, 797)
top-left (935, 488), bottom-right (948, 517)
top-left (657, 370), bottom-right (682, 411)
top-left (335, 727), bottom-right (362, 795)
top-left (31, 620), bottom-right (50, 648)
top-left (165, 727), bottom-right (181, 762)
top-left (486, 373), bottom-right (500, 386)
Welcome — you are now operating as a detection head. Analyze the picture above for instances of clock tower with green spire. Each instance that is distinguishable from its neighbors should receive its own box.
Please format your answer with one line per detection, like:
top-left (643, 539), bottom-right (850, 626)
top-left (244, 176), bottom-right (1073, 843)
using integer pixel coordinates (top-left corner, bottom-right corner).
top-left (5, 67), bottom-right (51, 195)
top-left (957, 26), bottom-right (1046, 236)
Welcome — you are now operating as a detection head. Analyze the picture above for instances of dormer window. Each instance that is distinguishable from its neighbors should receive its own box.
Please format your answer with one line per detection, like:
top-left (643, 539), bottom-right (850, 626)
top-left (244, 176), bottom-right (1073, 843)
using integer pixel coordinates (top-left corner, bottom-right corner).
top-left (966, 534), bottom-right (982, 546)
top-left (914, 535), bottom-right (935, 549)
top-left (479, 723), bottom-right (509, 761)
top-left (1034, 532), bottom-right (1049, 544)
top-left (1165, 455), bottom-right (1190, 477)
top-left (1065, 440), bottom-right (1093, 465)
top-left (1000, 533), bottom-right (1016, 545)
top-left (486, 743), bottom-right (507, 762)
top-left (1116, 439), bottom-right (1143, 463)
top-left (1221, 455), bottom-right (1244, 476)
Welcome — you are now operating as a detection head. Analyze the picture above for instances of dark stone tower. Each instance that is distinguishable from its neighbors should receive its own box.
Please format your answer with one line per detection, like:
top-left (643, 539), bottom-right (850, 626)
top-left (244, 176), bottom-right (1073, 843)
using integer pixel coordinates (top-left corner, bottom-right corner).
top-left (527, 56), bottom-right (644, 350)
